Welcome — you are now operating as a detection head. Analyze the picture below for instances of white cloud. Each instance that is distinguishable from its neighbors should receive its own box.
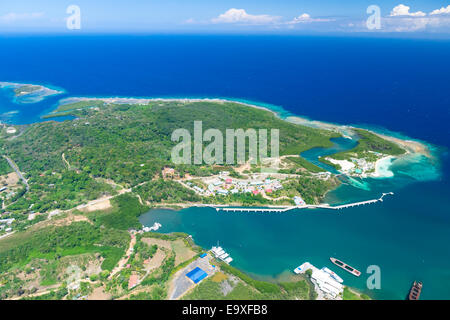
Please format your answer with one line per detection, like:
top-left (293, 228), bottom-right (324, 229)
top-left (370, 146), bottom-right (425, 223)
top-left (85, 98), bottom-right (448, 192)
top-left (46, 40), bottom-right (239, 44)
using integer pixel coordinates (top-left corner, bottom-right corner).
top-left (390, 4), bottom-right (426, 17)
top-left (289, 13), bottom-right (313, 23)
top-left (430, 5), bottom-right (450, 15)
top-left (0, 12), bottom-right (44, 23)
top-left (211, 8), bottom-right (279, 25)
top-left (287, 13), bottom-right (334, 24)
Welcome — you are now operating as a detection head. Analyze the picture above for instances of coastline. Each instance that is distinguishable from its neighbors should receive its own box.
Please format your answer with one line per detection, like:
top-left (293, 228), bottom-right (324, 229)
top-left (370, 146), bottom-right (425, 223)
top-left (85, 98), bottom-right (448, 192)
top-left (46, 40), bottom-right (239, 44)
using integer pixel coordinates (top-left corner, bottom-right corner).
top-left (0, 81), bottom-right (64, 103)
top-left (56, 95), bottom-right (432, 160)
top-left (1, 81), bottom-right (437, 183)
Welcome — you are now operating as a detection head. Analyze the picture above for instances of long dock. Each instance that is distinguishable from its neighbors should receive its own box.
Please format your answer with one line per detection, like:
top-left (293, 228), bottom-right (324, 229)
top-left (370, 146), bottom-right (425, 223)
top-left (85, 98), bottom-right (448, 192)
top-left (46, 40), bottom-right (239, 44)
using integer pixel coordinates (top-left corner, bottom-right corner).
top-left (215, 192), bottom-right (394, 213)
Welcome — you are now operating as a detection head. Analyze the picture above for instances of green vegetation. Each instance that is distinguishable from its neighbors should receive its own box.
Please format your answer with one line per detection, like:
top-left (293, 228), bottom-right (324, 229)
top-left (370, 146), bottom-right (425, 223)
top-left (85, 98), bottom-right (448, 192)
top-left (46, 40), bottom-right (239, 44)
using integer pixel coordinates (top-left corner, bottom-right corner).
top-left (88, 193), bottom-right (148, 230)
top-left (0, 221), bottom-right (129, 273)
top-left (134, 179), bottom-right (200, 204)
top-left (318, 156), bottom-right (341, 170)
top-left (0, 157), bottom-right (13, 175)
top-left (0, 100), bottom-right (347, 226)
top-left (330, 129), bottom-right (405, 161)
top-left (13, 85), bottom-right (41, 96)
top-left (343, 287), bottom-right (371, 300)
top-left (22, 286), bottom-right (68, 300)
top-left (3, 101), bottom-right (338, 188)
top-left (270, 174), bottom-right (339, 205)
top-left (53, 100), bottom-right (104, 113)
top-left (285, 156), bottom-right (326, 173)
top-left (0, 100), bottom-right (394, 300)
top-left (204, 192), bottom-right (274, 206)
top-left (6, 170), bottom-right (115, 214)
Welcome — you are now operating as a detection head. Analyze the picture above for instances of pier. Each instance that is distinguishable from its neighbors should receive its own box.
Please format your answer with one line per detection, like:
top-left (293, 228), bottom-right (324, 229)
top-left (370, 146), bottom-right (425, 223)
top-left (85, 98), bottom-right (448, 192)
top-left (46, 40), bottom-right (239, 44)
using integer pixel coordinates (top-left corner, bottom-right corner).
top-left (215, 192), bottom-right (394, 213)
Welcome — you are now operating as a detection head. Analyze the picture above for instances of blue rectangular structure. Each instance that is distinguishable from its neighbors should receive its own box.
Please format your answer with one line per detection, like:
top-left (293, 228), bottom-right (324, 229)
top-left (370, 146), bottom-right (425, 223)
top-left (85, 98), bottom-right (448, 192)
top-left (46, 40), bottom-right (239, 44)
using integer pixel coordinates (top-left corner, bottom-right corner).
top-left (186, 267), bottom-right (208, 284)
top-left (200, 253), bottom-right (207, 258)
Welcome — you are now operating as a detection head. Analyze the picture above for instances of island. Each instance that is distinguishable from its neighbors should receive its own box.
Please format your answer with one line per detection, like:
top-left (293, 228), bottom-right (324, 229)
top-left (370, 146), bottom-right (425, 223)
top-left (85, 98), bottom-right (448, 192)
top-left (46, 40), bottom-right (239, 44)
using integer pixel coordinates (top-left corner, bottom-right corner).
top-left (0, 95), bottom-right (425, 300)
top-left (0, 82), bottom-right (63, 103)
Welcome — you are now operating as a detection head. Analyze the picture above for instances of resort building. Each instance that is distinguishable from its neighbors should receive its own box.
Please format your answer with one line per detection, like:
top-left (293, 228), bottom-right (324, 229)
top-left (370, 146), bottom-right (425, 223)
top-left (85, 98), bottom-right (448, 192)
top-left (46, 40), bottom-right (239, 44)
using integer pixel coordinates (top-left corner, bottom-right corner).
top-left (162, 167), bottom-right (179, 179)
top-left (311, 269), bottom-right (344, 299)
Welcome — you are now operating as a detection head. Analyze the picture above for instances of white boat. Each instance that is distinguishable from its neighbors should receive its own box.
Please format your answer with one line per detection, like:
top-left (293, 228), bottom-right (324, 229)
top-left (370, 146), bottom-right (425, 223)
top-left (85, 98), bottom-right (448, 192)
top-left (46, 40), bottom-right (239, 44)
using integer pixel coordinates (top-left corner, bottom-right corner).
top-left (294, 266), bottom-right (303, 274)
top-left (224, 257), bottom-right (233, 264)
top-left (321, 267), bottom-right (344, 283)
top-left (211, 242), bottom-right (233, 264)
top-left (219, 253), bottom-right (229, 259)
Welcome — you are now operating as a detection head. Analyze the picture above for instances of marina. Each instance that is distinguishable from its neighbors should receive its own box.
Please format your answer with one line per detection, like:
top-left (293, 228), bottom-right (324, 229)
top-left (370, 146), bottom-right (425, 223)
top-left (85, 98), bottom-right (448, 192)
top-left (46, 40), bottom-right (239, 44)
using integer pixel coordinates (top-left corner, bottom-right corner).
top-left (293, 262), bottom-right (344, 299)
top-left (210, 245), bottom-right (233, 264)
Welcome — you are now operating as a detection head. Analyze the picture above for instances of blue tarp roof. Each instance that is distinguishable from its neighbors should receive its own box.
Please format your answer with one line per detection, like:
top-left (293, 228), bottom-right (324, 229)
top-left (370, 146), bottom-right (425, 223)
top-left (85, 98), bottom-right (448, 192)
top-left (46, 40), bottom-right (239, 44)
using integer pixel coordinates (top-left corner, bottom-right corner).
top-left (186, 267), bottom-right (207, 284)
top-left (200, 253), bottom-right (207, 258)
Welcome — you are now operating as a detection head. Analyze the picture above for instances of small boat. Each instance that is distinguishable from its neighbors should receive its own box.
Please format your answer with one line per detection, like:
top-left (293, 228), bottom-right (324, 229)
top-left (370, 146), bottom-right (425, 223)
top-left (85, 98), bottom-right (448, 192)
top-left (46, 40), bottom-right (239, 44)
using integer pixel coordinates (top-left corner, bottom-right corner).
top-left (330, 257), bottom-right (361, 277)
top-left (224, 257), bottom-right (233, 264)
top-left (219, 253), bottom-right (229, 259)
top-left (321, 267), bottom-right (344, 283)
top-left (294, 266), bottom-right (303, 274)
top-left (408, 281), bottom-right (423, 300)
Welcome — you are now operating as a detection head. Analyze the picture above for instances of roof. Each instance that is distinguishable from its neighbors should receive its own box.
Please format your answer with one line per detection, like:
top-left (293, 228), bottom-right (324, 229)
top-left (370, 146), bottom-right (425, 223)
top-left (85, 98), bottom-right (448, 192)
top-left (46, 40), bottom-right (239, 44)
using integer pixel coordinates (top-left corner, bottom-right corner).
top-left (186, 267), bottom-right (208, 284)
top-left (128, 274), bottom-right (139, 289)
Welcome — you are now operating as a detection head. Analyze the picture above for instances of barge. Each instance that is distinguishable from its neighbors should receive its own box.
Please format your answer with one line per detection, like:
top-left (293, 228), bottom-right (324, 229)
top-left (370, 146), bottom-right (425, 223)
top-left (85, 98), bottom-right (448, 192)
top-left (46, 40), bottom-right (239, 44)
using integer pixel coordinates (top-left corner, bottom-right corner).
top-left (330, 257), bottom-right (361, 277)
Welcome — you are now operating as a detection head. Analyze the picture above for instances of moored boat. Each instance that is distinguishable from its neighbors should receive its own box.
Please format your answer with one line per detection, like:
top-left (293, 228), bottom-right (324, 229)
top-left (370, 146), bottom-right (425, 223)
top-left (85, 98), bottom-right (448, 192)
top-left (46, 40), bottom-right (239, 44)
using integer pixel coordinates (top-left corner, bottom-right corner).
top-left (330, 257), bottom-right (361, 277)
top-left (408, 281), bottom-right (423, 300)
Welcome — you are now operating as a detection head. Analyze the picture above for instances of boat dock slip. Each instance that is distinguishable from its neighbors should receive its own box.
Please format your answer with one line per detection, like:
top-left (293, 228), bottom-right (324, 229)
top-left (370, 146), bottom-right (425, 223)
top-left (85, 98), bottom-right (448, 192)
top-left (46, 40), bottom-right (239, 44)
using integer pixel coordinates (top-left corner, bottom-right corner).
top-left (210, 245), bottom-right (233, 264)
top-left (215, 192), bottom-right (394, 213)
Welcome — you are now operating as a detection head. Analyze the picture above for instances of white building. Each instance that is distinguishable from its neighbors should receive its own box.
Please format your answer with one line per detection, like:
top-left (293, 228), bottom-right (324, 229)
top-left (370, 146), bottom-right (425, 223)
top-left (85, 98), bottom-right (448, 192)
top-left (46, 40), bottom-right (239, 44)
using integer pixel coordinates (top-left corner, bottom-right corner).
top-left (216, 189), bottom-right (228, 195)
top-left (311, 269), bottom-right (344, 299)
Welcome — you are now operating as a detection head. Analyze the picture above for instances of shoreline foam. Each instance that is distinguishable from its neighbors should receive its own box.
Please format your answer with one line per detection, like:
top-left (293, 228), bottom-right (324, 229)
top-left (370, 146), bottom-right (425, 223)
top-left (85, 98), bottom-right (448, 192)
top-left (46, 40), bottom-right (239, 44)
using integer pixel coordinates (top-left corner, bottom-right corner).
top-left (0, 81), bottom-right (64, 103)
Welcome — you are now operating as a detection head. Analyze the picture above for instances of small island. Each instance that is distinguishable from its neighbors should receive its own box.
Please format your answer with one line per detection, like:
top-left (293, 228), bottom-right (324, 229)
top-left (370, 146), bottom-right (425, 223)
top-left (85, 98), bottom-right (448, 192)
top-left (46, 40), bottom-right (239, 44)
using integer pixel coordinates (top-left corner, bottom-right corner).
top-left (0, 82), bottom-right (63, 103)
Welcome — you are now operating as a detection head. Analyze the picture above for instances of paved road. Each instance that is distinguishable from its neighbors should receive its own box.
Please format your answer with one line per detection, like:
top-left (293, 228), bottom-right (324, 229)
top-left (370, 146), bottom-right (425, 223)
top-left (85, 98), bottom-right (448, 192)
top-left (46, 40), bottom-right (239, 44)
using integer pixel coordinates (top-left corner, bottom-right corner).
top-left (4, 155), bottom-right (29, 191)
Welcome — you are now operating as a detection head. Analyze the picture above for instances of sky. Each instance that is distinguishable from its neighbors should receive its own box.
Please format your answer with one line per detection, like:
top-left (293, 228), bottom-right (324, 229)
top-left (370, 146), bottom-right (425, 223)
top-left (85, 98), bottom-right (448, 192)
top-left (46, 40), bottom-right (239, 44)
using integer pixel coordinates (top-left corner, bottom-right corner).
top-left (0, 1), bottom-right (449, 35)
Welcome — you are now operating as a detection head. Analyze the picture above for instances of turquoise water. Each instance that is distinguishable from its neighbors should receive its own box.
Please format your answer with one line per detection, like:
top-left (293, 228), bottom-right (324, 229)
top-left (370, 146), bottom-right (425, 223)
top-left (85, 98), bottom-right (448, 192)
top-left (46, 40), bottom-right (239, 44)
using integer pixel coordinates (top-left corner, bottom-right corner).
top-left (3, 79), bottom-right (448, 299)
top-left (300, 137), bottom-right (358, 174)
top-left (140, 137), bottom-right (450, 300)
top-left (1, 35), bottom-right (449, 300)
top-left (140, 177), bottom-right (450, 300)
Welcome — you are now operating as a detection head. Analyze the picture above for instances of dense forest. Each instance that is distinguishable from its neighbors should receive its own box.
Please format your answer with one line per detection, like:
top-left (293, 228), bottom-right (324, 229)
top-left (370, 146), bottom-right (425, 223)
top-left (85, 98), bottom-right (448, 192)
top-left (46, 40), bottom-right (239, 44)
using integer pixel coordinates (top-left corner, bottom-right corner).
top-left (0, 101), bottom-right (340, 217)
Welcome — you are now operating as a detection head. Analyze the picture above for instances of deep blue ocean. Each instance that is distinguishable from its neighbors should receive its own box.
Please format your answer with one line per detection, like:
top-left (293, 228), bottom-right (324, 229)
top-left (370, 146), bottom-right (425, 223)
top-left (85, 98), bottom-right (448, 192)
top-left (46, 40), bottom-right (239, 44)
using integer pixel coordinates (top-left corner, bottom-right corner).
top-left (1, 35), bottom-right (449, 299)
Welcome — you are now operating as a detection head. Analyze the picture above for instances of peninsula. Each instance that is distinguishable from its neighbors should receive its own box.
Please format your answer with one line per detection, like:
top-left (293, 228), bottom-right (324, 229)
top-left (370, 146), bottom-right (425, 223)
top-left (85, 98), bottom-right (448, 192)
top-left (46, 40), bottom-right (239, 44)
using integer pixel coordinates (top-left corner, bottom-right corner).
top-left (0, 90), bottom-right (429, 301)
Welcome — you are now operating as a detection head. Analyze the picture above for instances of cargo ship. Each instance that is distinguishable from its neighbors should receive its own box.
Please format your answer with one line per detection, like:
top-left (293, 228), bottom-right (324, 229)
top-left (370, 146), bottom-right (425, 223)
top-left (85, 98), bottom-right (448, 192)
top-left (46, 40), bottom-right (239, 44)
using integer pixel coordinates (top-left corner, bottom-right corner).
top-left (408, 281), bottom-right (423, 300)
top-left (330, 257), bottom-right (361, 277)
